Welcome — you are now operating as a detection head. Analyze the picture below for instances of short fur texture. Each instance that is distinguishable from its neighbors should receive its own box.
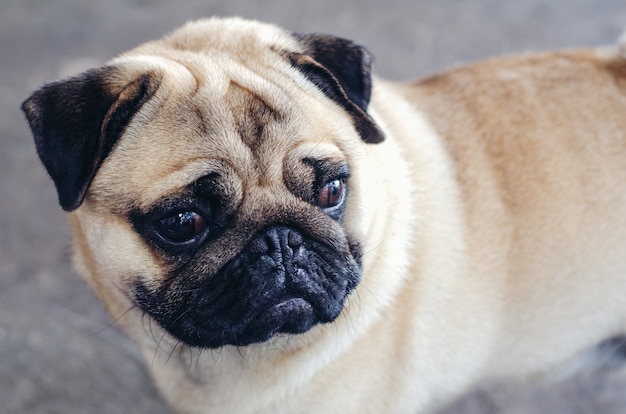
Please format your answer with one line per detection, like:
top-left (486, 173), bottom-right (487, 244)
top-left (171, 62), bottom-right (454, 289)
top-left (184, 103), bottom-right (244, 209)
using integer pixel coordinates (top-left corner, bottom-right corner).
top-left (22, 17), bottom-right (626, 414)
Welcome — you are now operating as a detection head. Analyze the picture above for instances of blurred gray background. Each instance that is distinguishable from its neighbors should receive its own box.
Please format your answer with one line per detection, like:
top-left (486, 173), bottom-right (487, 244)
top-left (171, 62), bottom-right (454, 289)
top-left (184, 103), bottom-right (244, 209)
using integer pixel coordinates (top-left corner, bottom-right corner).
top-left (2, 0), bottom-right (626, 413)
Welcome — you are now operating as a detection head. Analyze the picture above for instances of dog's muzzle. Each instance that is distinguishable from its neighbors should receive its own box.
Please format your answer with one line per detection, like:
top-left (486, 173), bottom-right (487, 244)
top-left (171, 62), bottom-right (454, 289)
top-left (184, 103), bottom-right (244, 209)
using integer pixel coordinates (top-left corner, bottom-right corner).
top-left (135, 225), bottom-right (362, 348)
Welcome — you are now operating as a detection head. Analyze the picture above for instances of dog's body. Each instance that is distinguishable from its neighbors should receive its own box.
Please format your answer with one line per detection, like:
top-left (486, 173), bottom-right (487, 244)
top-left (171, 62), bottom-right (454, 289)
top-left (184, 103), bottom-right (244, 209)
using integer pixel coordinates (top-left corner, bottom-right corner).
top-left (22, 18), bottom-right (626, 414)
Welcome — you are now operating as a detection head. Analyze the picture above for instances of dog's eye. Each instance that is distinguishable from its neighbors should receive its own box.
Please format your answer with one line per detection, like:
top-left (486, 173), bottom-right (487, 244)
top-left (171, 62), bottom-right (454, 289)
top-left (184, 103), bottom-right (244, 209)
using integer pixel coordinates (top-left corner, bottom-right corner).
top-left (156, 212), bottom-right (207, 243)
top-left (316, 179), bottom-right (346, 209)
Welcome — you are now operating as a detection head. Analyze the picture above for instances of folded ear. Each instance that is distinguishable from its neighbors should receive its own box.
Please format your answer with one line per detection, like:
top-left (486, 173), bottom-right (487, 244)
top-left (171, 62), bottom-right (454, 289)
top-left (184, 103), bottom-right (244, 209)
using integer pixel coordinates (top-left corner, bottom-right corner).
top-left (290, 33), bottom-right (385, 144)
top-left (21, 67), bottom-right (160, 211)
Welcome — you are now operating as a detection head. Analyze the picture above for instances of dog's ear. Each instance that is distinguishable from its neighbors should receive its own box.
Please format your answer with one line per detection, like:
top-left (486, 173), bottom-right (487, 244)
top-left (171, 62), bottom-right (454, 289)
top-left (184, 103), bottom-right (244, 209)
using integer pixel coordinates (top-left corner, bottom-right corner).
top-left (290, 34), bottom-right (385, 144)
top-left (21, 67), bottom-right (160, 211)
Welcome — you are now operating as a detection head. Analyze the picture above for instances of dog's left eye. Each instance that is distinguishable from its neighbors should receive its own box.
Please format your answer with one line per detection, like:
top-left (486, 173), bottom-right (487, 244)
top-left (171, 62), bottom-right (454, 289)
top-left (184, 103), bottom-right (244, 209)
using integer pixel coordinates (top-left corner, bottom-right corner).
top-left (316, 179), bottom-right (346, 210)
top-left (156, 211), bottom-right (207, 243)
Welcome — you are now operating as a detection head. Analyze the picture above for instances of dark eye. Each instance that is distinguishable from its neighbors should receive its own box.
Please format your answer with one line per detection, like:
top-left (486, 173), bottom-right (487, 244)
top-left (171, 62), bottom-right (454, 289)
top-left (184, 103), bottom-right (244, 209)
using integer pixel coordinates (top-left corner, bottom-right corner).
top-left (316, 179), bottom-right (346, 209)
top-left (156, 211), bottom-right (207, 243)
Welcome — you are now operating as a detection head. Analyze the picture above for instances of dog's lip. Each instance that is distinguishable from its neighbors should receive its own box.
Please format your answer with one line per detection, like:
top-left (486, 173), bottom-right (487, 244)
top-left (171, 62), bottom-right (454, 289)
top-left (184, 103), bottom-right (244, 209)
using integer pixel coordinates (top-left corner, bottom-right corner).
top-left (266, 295), bottom-right (310, 314)
top-left (253, 295), bottom-right (315, 331)
top-left (275, 293), bottom-right (299, 304)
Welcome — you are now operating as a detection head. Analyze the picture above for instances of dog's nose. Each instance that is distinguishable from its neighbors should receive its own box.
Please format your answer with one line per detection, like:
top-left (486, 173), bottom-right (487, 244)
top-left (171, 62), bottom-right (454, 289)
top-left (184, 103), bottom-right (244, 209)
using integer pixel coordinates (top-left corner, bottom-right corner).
top-left (247, 226), bottom-right (303, 255)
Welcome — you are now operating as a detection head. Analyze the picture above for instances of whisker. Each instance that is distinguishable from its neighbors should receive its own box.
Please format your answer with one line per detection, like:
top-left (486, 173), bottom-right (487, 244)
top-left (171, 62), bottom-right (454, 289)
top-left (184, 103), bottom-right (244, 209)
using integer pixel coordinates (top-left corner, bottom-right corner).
top-left (210, 346), bottom-right (224, 363)
top-left (360, 238), bottom-right (384, 257)
top-left (236, 343), bottom-right (246, 359)
top-left (155, 308), bottom-right (194, 364)
top-left (151, 321), bottom-right (163, 366)
top-left (87, 305), bottom-right (136, 338)
top-left (171, 288), bottom-right (204, 294)
top-left (194, 347), bottom-right (204, 371)
top-left (283, 334), bottom-right (294, 350)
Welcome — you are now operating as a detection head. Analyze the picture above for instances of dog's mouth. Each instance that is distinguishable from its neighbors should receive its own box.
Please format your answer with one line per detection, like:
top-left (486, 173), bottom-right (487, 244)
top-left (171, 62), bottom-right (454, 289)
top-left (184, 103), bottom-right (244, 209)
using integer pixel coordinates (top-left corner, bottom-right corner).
top-left (236, 295), bottom-right (318, 345)
top-left (254, 296), bottom-right (316, 333)
top-left (134, 226), bottom-right (362, 348)
top-left (261, 294), bottom-right (311, 322)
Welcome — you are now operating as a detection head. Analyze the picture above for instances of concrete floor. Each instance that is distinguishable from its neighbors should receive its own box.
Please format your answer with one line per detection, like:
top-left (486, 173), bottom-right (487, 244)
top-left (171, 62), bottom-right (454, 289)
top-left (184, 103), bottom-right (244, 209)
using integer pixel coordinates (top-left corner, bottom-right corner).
top-left (2, 0), bottom-right (626, 412)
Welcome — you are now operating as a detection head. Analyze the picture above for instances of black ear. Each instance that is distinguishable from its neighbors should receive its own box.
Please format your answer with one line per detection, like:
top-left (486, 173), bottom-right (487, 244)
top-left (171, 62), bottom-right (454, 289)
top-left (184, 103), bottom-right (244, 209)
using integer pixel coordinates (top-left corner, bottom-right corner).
top-left (291, 33), bottom-right (385, 144)
top-left (21, 67), bottom-right (159, 211)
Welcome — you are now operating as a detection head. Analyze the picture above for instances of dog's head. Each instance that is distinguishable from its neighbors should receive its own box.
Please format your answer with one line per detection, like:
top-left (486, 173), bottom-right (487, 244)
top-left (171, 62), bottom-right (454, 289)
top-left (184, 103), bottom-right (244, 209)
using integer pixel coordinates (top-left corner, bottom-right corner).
top-left (22, 18), bottom-right (385, 348)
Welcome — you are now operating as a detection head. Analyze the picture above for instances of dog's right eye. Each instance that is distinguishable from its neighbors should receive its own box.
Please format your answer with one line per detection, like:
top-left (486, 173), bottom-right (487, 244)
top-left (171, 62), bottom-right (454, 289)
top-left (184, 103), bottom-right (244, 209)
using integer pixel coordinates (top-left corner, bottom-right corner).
top-left (156, 211), bottom-right (207, 243)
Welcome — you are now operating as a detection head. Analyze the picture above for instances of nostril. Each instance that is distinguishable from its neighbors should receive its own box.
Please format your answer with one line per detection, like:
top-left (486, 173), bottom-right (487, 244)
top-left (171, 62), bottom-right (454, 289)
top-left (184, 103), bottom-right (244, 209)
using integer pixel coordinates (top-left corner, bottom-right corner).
top-left (247, 226), bottom-right (304, 254)
top-left (287, 230), bottom-right (303, 248)
top-left (248, 236), bottom-right (269, 254)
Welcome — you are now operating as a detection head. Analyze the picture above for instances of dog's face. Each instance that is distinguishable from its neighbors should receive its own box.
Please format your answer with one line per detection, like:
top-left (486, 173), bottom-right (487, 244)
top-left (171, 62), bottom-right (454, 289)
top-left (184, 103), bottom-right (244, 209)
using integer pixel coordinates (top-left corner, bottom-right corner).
top-left (22, 18), bottom-right (385, 348)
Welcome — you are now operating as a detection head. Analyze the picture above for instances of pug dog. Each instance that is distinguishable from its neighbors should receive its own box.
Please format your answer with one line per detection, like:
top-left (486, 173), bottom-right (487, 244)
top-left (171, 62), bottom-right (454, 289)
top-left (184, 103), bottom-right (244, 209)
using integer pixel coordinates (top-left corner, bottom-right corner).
top-left (21, 17), bottom-right (626, 414)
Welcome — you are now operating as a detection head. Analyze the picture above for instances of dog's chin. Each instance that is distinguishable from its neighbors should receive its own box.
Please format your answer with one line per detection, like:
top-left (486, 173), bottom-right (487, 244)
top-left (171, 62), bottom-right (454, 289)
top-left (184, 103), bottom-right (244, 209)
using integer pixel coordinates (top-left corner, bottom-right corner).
top-left (134, 227), bottom-right (362, 349)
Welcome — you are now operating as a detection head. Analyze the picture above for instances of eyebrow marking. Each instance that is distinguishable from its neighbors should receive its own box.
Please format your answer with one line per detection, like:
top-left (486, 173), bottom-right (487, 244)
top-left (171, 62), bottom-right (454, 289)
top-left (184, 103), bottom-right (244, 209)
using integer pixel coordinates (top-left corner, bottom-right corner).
top-left (225, 81), bottom-right (283, 151)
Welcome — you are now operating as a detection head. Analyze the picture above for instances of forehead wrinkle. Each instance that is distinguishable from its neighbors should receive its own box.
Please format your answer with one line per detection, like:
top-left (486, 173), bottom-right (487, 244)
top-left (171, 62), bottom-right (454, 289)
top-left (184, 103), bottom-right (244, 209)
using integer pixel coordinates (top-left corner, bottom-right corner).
top-left (130, 61), bottom-right (258, 196)
top-left (219, 53), bottom-right (294, 114)
top-left (217, 60), bottom-right (302, 187)
top-left (186, 87), bottom-right (260, 188)
top-left (134, 50), bottom-right (299, 190)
